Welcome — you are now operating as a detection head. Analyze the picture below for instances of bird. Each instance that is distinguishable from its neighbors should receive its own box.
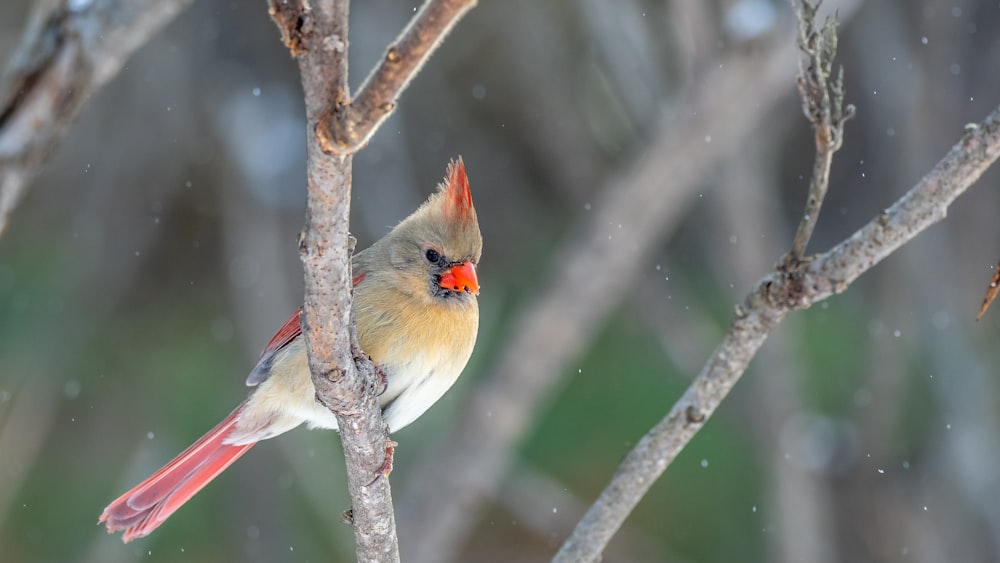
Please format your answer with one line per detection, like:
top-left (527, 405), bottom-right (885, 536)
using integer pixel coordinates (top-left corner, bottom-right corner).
top-left (100, 157), bottom-right (482, 542)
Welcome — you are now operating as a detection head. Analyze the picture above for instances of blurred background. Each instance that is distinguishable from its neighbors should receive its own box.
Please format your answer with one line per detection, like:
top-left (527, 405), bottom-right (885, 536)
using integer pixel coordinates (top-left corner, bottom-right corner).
top-left (2, 0), bottom-right (1000, 561)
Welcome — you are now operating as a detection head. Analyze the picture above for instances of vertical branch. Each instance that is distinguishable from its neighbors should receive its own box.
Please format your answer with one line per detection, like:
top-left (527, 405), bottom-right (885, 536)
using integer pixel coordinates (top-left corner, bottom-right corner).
top-left (267, 0), bottom-right (475, 559)
top-left (786, 0), bottom-right (855, 262)
top-left (268, 1), bottom-right (400, 560)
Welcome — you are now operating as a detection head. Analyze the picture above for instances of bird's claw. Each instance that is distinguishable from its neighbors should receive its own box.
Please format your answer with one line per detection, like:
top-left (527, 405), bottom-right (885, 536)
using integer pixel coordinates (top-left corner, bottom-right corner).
top-left (366, 438), bottom-right (398, 486)
top-left (375, 366), bottom-right (389, 397)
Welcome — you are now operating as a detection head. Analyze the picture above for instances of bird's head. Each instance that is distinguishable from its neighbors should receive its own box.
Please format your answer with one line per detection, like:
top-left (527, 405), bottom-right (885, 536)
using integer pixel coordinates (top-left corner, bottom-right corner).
top-left (381, 157), bottom-right (483, 306)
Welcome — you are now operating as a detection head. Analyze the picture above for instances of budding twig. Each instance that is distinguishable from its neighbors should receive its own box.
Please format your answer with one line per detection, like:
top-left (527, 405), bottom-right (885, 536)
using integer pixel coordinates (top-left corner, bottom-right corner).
top-left (786, 0), bottom-right (856, 263)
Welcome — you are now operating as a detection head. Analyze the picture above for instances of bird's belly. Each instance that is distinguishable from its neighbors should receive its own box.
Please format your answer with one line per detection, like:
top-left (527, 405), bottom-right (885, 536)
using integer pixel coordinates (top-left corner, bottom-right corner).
top-left (295, 396), bottom-right (341, 431)
top-left (232, 339), bottom-right (340, 444)
top-left (238, 337), bottom-right (470, 439)
top-left (379, 354), bottom-right (464, 433)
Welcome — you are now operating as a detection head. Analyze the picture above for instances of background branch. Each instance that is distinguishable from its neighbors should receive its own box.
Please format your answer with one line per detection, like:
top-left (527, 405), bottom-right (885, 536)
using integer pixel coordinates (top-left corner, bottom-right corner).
top-left (0, 0), bottom-right (192, 236)
top-left (4, 0), bottom-right (1000, 560)
top-left (398, 30), bottom-right (803, 562)
top-left (552, 91), bottom-right (1000, 563)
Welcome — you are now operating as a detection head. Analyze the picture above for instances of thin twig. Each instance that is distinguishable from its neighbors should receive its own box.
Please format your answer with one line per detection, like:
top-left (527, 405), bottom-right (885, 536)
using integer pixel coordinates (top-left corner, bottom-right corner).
top-left (787, 0), bottom-right (855, 262)
top-left (976, 258), bottom-right (1000, 320)
top-left (716, 144), bottom-right (838, 563)
top-left (552, 105), bottom-right (1000, 563)
top-left (316, 0), bottom-right (477, 154)
top-left (0, 0), bottom-right (192, 237)
top-left (266, 0), bottom-right (474, 560)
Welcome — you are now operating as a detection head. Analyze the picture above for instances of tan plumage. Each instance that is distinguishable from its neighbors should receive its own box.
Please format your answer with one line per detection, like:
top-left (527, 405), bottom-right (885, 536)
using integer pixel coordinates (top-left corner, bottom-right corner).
top-left (100, 157), bottom-right (482, 541)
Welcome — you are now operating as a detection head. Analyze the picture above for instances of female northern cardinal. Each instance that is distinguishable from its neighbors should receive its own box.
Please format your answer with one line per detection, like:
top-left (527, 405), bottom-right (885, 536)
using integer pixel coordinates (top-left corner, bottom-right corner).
top-left (100, 158), bottom-right (482, 542)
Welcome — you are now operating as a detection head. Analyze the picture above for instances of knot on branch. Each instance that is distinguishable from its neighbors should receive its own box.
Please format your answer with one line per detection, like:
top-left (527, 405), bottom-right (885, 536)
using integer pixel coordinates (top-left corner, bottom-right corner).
top-left (684, 405), bottom-right (706, 425)
top-left (268, 0), bottom-right (308, 57)
top-left (315, 104), bottom-right (358, 155)
top-left (753, 264), bottom-right (818, 312)
top-left (312, 365), bottom-right (361, 413)
top-left (309, 345), bottom-right (383, 416)
top-left (779, 271), bottom-right (812, 310)
top-left (315, 102), bottom-right (394, 155)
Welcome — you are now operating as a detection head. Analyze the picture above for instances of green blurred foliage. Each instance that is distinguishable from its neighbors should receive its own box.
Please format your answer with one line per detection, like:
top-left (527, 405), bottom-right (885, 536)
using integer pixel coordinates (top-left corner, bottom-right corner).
top-left (2, 0), bottom-right (1000, 562)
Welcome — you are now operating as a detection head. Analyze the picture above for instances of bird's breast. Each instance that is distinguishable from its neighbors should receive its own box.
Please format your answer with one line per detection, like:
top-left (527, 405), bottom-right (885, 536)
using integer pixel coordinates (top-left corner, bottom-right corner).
top-left (356, 288), bottom-right (479, 432)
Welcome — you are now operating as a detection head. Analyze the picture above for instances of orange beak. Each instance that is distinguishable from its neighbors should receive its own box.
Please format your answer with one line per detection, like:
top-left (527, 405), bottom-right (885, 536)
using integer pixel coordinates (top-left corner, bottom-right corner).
top-left (439, 261), bottom-right (479, 295)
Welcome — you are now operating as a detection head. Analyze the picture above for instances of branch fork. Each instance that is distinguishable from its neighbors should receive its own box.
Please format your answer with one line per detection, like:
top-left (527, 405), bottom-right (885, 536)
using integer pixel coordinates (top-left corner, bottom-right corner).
top-left (554, 1), bottom-right (1000, 560)
top-left (265, 0), bottom-right (476, 559)
top-left (312, 0), bottom-right (477, 154)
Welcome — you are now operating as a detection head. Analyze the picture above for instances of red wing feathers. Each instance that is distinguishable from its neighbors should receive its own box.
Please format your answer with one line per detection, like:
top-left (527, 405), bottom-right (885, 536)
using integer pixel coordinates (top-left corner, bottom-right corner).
top-left (258, 308), bottom-right (303, 360)
top-left (247, 270), bottom-right (365, 386)
top-left (246, 308), bottom-right (303, 386)
top-left (258, 271), bottom-right (366, 361)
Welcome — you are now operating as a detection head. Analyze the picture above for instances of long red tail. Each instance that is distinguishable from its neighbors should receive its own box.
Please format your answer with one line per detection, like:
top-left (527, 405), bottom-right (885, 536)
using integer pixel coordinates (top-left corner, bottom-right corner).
top-left (99, 405), bottom-right (254, 542)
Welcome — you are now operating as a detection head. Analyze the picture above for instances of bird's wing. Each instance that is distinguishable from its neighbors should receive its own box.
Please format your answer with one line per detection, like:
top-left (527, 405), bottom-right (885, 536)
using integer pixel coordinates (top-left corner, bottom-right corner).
top-left (245, 268), bottom-right (367, 386)
top-left (246, 308), bottom-right (303, 386)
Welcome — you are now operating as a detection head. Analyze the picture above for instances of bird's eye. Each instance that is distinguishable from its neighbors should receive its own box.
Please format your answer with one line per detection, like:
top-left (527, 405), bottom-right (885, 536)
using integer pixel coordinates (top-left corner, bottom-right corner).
top-left (425, 249), bottom-right (440, 263)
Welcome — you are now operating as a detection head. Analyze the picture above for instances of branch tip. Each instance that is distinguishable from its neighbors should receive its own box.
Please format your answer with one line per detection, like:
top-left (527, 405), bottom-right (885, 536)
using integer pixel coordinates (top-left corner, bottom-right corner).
top-left (787, 0), bottom-right (850, 261)
top-left (977, 259), bottom-right (1000, 321)
top-left (268, 0), bottom-right (308, 58)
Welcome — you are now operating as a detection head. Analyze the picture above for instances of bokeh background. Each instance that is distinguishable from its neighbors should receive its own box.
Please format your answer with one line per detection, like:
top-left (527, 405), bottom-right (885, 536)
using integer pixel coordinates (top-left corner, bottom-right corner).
top-left (3, 0), bottom-right (1000, 561)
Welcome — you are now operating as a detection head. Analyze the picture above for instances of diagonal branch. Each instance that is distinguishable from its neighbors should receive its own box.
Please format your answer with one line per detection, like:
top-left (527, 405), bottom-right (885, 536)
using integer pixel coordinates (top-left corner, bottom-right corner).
top-left (0, 0), bottom-right (192, 237)
top-left (552, 101), bottom-right (1000, 563)
top-left (398, 32), bottom-right (802, 563)
top-left (316, 0), bottom-right (477, 154)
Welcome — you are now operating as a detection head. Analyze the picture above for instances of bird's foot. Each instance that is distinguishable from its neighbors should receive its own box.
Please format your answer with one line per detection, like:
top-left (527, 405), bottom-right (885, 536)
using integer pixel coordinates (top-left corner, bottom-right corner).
top-left (366, 438), bottom-right (398, 486)
top-left (375, 365), bottom-right (389, 397)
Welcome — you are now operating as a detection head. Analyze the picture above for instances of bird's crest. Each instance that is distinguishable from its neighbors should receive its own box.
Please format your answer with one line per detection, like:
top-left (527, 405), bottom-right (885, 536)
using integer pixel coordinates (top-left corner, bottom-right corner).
top-left (441, 156), bottom-right (475, 224)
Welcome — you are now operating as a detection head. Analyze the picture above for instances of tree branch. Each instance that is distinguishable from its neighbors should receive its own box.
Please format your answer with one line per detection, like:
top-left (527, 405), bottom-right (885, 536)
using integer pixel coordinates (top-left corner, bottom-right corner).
top-left (787, 0), bottom-right (855, 261)
top-left (398, 32), bottom-right (802, 563)
top-left (0, 0), bottom-right (192, 237)
top-left (552, 98), bottom-right (1000, 563)
top-left (267, 0), bottom-right (474, 560)
top-left (315, 0), bottom-right (477, 154)
top-left (267, 2), bottom-right (398, 560)
top-left (977, 259), bottom-right (1000, 320)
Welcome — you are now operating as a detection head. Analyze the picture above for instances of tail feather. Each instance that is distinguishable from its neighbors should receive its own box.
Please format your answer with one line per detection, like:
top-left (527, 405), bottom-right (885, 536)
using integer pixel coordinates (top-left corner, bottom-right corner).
top-left (100, 405), bottom-right (254, 542)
